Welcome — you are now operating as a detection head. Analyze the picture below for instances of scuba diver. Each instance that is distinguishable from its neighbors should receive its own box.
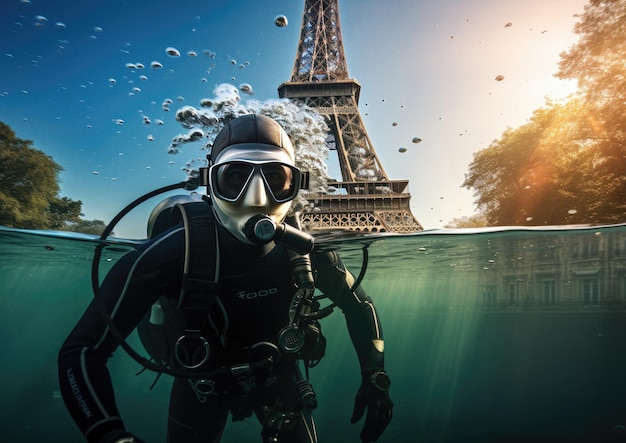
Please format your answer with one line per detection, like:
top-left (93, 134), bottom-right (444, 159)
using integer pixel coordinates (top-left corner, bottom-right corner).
top-left (57, 114), bottom-right (393, 443)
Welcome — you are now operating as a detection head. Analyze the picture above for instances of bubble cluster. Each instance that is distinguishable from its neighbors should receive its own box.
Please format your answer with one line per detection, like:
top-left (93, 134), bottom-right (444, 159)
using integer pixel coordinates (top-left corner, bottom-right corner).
top-left (169, 83), bottom-right (329, 211)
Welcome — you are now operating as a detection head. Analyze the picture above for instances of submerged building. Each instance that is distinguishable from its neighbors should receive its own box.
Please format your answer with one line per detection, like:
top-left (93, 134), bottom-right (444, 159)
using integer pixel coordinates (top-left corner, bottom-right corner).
top-left (477, 228), bottom-right (626, 311)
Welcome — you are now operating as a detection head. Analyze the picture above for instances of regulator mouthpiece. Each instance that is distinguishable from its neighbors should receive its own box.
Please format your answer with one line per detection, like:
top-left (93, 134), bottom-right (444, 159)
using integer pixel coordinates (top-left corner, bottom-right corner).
top-left (243, 214), bottom-right (314, 255)
top-left (243, 214), bottom-right (277, 244)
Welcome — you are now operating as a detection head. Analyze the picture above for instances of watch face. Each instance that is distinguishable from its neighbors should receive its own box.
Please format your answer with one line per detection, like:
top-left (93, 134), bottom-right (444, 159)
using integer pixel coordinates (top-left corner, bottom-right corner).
top-left (372, 372), bottom-right (391, 391)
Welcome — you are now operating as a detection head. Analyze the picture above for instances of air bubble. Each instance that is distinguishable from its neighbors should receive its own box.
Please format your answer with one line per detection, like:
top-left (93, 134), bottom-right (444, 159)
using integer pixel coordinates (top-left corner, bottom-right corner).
top-left (166, 47), bottom-right (181, 57)
top-left (151, 61), bottom-right (163, 69)
top-left (239, 83), bottom-right (254, 95)
top-left (274, 15), bottom-right (288, 27)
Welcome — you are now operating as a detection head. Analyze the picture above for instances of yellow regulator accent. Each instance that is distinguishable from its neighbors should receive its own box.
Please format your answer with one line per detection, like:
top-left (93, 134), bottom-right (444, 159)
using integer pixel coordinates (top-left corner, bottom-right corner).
top-left (372, 339), bottom-right (385, 353)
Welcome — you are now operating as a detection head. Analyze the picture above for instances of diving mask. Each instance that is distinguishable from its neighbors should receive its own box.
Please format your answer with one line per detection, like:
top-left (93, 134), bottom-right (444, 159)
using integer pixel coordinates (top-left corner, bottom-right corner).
top-left (209, 160), bottom-right (300, 204)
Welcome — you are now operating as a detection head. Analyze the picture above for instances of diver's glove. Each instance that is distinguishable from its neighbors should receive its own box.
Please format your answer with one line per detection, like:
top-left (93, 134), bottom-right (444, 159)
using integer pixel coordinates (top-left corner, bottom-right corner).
top-left (350, 370), bottom-right (393, 442)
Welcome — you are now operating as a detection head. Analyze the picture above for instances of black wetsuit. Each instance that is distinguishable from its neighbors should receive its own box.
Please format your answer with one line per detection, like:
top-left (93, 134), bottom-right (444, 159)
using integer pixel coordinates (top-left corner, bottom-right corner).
top-left (58, 222), bottom-right (385, 443)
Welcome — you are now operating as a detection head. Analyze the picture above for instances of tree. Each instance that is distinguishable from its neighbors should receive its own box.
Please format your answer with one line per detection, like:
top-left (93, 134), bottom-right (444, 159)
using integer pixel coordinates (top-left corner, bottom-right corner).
top-left (463, 97), bottom-right (618, 225)
top-left (0, 122), bottom-right (61, 229)
top-left (65, 219), bottom-right (108, 235)
top-left (46, 196), bottom-right (83, 230)
top-left (0, 121), bottom-right (105, 233)
top-left (463, 0), bottom-right (626, 226)
top-left (556, 0), bottom-right (626, 222)
top-left (444, 213), bottom-right (489, 228)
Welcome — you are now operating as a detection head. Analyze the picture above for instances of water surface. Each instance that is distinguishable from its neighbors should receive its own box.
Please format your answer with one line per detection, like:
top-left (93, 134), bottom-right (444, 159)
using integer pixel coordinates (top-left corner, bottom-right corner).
top-left (2, 225), bottom-right (626, 442)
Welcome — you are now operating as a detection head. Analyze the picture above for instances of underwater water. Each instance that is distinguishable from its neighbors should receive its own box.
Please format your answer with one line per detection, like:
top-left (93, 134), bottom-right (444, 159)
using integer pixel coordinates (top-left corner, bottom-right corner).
top-left (2, 224), bottom-right (626, 443)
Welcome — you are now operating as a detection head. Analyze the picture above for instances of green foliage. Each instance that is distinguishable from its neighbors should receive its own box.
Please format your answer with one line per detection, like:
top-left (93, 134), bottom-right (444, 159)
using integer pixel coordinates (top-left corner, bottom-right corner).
top-left (46, 196), bottom-right (83, 230)
top-left (0, 122), bottom-right (61, 229)
top-left (444, 213), bottom-right (489, 229)
top-left (0, 122), bottom-right (105, 233)
top-left (64, 219), bottom-right (108, 235)
top-left (556, 0), bottom-right (626, 223)
top-left (463, 1), bottom-right (626, 226)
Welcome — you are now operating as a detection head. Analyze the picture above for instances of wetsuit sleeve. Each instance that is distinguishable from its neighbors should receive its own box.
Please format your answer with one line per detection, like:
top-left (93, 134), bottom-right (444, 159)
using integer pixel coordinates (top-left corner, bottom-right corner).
top-left (57, 232), bottom-right (182, 443)
top-left (311, 250), bottom-right (384, 373)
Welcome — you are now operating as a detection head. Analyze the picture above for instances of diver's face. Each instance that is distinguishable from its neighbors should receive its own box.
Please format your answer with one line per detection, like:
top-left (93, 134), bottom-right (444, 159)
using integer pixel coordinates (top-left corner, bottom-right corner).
top-left (209, 146), bottom-right (298, 243)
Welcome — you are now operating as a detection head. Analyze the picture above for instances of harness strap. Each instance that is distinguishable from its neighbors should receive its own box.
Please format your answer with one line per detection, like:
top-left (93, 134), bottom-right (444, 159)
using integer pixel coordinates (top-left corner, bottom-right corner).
top-left (175, 201), bottom-right (220, 308)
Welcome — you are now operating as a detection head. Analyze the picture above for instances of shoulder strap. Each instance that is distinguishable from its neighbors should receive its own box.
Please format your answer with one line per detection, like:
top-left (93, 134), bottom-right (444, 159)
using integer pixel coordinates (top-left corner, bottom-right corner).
top-left (174, 201), bottom-right (220, 308)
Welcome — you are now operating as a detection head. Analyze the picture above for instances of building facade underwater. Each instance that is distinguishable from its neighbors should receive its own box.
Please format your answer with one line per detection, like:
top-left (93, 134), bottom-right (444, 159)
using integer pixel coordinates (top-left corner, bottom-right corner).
top-left (475, 229), bottom-right (626, 311)
top-left (278, 0), bottom-right (423, 233)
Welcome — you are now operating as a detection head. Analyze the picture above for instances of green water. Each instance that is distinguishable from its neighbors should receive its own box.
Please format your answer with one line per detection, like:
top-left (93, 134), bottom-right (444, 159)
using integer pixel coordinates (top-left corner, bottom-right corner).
top-left (2, 225), bottom-right (626, 442)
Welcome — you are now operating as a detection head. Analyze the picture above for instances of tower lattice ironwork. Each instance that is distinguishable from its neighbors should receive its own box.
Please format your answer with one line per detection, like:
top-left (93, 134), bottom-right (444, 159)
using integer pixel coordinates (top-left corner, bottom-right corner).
top-left (278, 0), bottom-right (423, 233)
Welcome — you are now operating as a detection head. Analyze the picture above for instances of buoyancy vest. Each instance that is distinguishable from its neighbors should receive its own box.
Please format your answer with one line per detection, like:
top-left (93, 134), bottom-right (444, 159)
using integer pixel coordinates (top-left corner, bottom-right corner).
top-left (136, 200), bottom-right (327, 380)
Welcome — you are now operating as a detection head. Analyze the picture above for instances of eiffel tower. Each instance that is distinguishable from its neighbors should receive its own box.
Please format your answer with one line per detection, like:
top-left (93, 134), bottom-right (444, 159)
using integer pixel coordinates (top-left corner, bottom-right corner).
top-left (278, 0), bottom-right (423, 233)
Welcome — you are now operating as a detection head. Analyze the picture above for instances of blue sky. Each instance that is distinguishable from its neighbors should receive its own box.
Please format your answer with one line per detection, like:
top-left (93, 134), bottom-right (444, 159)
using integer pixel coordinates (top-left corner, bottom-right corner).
top-left (1, 0), bottom-right (587, 237)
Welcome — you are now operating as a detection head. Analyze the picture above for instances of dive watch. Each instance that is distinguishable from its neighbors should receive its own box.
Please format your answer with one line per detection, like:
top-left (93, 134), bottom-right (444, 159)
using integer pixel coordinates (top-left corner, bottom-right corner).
top-left (370, 371), bottom-right (391, 392)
